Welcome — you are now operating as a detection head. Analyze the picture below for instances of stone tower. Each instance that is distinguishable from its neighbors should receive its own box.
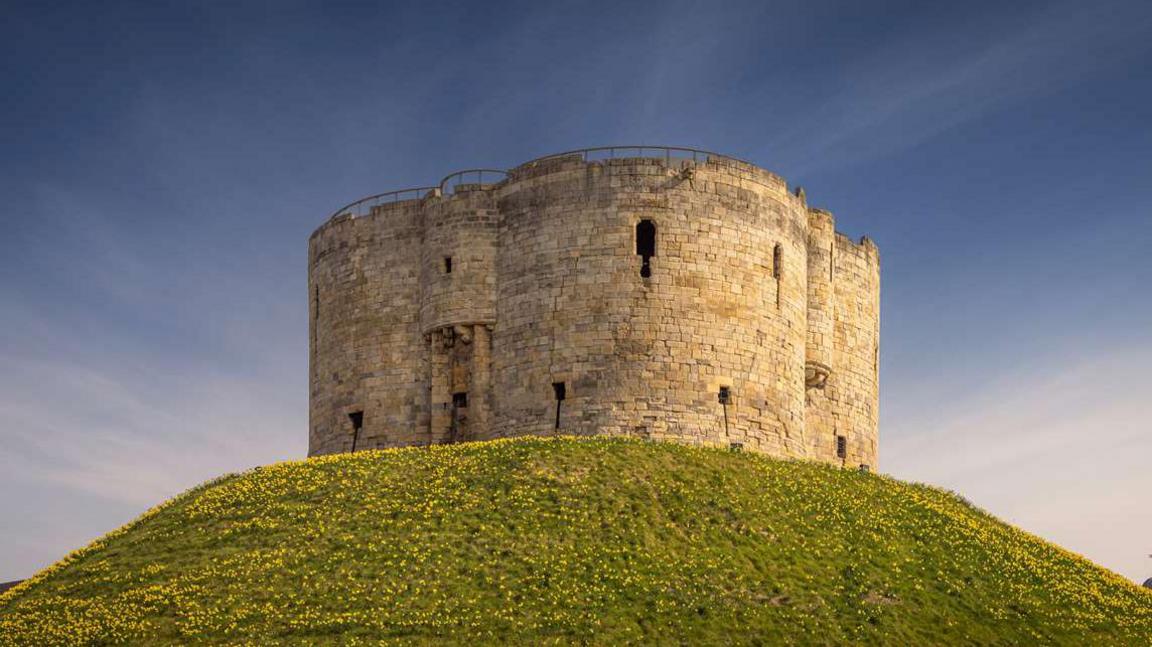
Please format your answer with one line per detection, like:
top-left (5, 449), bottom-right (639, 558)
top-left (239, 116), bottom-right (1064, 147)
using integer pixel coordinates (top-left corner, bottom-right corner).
top-left (308, 147), bottom-right (880, 467)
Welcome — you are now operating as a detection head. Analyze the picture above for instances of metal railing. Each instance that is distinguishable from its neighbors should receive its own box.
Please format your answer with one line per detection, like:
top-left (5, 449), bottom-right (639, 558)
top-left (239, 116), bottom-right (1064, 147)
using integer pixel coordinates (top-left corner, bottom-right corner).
top-left (515, 145), bottom-right (754, 169)
top-left (324, 146), bottom-right (754, 223)
top-left (438, 168), bottom-right (509, 196)
top-left (328, 186), bottom-right (437, 220)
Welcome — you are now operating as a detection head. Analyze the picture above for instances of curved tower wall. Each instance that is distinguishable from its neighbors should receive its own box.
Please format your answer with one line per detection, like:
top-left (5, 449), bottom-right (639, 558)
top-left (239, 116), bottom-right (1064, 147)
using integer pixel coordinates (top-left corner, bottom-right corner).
top-left (308, 150), bottom-right (880, 467)
top-left (805, 208), bottom-right (836, 378)
top-left (493, 156), bottom-right (810, 454)
top-left (419, 187), bottom-right (499, 445)
top-left (419, 187), bottom-right (499, 332)
top-left (308, 201), bottom-right (428, 454)
top-left (803, 208), bottom-right (837, 459)
top-left (832, 234), bottom-right (880, 466)
top-left (802, 226), bottom-right (880, 467)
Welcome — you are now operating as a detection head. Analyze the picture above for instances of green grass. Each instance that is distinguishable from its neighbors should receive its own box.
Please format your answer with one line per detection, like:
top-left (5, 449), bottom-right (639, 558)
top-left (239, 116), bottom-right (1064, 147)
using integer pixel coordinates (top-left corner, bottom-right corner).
top-left (2, 436), bottom-right (1149, 645)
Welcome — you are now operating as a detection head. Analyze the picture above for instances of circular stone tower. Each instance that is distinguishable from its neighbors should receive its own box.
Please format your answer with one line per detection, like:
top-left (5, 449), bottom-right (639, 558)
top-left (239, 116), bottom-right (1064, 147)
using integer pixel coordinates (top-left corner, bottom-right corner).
top-left (308, 147), bottom-right (880, 467)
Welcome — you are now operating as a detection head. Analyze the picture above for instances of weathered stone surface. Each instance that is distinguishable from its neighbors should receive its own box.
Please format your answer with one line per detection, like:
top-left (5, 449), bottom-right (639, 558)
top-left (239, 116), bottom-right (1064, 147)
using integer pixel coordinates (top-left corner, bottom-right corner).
top-left (308, 151), bottom-right (880, 468)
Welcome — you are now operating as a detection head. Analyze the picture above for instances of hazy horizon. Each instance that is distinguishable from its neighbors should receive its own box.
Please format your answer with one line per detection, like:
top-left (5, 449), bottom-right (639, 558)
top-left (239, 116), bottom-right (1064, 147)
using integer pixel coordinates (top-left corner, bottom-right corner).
top-left (2, 0), bottom-right (1150, 584)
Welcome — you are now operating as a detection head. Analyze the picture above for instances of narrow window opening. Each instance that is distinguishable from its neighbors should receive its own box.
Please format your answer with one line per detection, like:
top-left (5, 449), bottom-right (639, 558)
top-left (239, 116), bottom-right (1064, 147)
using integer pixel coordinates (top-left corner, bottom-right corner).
top-left (348, 411), bottom-right (364, 453)
top-left (636, 220), bottom-right (656, 278)
top-left (444, 256), bottom-right (453, 274)
top-left (311, 286), bottom-right (319, 350)
top-left (836, 435), bottom-right (847, 459)
top-left (718, 386), bottom-right (731, 404)
top-left (447, 393), bottom-right (468, 445)
top-left (552, 382), bottom-right (566, 430)
top-left (773, 244), bottom-right (783, 307)
top-left (718, 386), bottom-right (731, 436)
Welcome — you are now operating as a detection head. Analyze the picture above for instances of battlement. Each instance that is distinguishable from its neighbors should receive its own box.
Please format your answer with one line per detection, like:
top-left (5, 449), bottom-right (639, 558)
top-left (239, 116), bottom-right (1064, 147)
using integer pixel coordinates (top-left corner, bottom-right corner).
top-left (308, 147), bottom-right (880, 467)
top-left (834, 231), bottom-right (880, 255)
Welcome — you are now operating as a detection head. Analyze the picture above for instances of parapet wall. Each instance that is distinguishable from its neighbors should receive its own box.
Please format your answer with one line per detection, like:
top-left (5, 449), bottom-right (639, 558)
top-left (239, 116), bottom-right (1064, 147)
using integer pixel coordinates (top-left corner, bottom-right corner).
top-left (308, 148), bottom-right (880, 467)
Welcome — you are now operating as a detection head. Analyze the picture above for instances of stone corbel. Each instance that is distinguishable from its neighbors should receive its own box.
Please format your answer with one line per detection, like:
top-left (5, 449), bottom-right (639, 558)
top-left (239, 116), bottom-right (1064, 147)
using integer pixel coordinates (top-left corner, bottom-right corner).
top-left (455, 325), bottom-right (472, 344)
top-left (805, 361), bottom-right (831, 389)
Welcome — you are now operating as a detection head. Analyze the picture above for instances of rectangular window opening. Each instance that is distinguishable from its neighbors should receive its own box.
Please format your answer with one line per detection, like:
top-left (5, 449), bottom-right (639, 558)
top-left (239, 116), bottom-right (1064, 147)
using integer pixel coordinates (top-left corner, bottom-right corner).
top-left (836, 435), bottom-right (847, 459)
top-left (718, 386), bottom-right (731, 405)
top-left (311, 286), bottom-right (320, 350)
top-left (552, 382), bottom-right (566, 430)
top-left (348, 410), bottom-right (364, 454)
top-left (452, 392), bottom-right (468, 408)
top-left (444, 256), bottom-right (453, 274)
top-left (636, 220), bottom-right (656, 278)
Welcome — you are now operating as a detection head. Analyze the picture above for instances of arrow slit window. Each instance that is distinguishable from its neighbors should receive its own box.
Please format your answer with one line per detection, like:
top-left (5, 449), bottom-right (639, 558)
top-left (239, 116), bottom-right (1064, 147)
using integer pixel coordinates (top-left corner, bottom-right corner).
top-left (636, 220), bottom-right (656, 278)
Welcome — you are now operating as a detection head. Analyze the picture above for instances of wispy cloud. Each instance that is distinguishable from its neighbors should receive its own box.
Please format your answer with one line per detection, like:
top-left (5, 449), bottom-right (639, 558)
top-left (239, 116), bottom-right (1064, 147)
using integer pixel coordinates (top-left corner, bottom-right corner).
top-left (775, 0), bottom-right (1152, 174)
top-left (884, 343), bottom-right (1152, 582)
top-left (0, 350), bottom-right (304, 506)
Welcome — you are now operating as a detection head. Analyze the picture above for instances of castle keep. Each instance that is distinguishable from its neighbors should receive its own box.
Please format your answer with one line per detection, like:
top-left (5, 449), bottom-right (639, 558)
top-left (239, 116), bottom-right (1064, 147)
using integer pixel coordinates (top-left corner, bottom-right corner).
top-left (309, 147), bottom-right (879, 467)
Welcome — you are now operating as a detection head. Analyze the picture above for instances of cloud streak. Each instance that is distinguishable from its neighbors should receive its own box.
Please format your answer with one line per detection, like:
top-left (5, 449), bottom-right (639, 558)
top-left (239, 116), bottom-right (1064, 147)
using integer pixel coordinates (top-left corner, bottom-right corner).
top-left (773, 0), bottom-right (1152, 174)
top-left (0, 350), bottom-right (304, 507)
top-left (884, 343), bottom-right (1152, 582)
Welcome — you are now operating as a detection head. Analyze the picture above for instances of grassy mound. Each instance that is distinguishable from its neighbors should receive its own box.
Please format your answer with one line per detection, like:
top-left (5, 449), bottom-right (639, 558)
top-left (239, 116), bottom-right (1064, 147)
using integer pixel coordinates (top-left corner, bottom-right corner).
top-left (1, 437), bottom-right (1149, 645)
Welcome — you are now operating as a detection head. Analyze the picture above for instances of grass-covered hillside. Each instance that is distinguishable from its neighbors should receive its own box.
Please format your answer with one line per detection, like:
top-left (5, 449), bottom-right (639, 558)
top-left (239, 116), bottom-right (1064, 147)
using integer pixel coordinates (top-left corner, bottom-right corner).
top-left (1, 437), bottom-right (1149, 645)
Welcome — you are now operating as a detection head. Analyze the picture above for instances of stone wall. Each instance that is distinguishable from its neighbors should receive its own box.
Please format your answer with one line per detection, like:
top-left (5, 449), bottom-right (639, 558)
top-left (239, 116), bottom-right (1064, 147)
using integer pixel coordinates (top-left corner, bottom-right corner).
top-left (308, 150), bottom-right (880, 467)
top-left (308, 201), bottom-right (428, 454)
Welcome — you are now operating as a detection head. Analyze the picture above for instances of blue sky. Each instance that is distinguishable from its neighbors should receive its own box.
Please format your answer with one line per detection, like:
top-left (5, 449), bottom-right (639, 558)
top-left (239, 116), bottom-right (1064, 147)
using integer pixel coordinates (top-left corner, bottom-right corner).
top-left (1, 0), bottom-right (1150, 583)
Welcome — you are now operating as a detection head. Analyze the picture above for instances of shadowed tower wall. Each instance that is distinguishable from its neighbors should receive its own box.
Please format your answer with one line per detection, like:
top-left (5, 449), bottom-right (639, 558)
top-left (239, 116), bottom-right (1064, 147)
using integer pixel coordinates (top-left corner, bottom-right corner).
top-left (308, 149), bottom-right (880, 467)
